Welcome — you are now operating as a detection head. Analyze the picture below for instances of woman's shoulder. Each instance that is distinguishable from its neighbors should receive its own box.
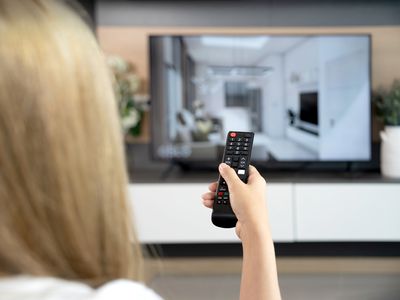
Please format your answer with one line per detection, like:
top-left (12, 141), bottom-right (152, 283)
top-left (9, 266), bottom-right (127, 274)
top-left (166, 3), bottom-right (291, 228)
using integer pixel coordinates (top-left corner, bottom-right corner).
top-left (0, 276), bottom-right (163, 300)
top-left (94, 279), bottom-right (163, 300)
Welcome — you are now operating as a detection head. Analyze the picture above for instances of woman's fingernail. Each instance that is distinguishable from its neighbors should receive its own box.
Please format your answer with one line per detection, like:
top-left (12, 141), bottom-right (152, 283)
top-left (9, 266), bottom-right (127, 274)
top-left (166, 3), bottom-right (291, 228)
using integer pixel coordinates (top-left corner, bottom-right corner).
top-left (219, 163), bottom-right (228, 170)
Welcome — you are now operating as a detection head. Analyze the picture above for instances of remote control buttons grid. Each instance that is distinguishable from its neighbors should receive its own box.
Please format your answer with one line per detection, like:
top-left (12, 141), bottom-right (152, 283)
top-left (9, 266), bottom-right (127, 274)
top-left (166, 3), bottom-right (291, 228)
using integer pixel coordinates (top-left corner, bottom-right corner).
top-left (216, 132), bottom-right (253, 206)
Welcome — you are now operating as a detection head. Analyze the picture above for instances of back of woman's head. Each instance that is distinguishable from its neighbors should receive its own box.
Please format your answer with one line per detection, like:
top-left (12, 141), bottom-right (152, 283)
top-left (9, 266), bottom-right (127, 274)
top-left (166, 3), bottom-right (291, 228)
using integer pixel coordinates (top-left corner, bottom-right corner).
top-left (0, 0), bottom-right (142, 286)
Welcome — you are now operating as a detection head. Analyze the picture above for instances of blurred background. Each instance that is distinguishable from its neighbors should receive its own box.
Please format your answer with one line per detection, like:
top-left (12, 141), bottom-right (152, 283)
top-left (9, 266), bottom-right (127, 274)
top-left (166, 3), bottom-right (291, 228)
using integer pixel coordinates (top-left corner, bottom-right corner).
top-left (80, 1), bottom-right (400, 299)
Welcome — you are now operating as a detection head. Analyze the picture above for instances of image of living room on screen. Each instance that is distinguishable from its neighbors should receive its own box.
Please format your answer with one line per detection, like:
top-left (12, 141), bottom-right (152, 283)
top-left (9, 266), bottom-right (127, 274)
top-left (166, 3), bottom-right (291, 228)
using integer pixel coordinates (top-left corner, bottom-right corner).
top-left (150, 35), bottom-right (371, 162)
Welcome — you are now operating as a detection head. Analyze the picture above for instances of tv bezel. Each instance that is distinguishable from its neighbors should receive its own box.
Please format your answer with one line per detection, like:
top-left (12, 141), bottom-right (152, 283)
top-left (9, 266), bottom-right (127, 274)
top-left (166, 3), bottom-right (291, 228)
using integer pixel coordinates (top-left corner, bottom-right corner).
top-left (149, 33), bottom-right (373, 167)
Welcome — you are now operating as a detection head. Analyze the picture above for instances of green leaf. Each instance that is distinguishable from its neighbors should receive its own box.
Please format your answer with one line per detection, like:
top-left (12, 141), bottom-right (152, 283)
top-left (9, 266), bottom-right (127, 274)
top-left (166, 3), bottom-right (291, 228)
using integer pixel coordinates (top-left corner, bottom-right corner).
top-left (373, 79), bottom-right (400, 126)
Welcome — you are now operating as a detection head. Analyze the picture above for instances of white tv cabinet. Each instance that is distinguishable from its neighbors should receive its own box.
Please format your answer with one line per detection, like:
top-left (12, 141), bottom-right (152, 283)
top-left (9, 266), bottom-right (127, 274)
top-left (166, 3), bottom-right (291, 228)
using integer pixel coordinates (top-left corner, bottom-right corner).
top-left (128, 181), bottom-right (400, 244)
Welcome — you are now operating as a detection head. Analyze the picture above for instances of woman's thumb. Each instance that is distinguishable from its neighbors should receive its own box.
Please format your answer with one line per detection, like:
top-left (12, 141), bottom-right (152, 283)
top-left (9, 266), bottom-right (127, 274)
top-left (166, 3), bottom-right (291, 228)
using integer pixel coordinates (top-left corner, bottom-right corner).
top-left (219, 163), bottom-right (242, 188)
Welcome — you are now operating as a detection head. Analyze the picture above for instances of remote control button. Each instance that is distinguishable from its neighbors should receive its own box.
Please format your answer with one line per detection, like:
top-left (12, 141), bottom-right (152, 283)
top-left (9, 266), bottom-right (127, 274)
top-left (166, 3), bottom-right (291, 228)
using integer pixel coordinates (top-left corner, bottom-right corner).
top-left (237, 137), bottom-right (243, 142)
top-left (241, 151), bottom-right (248, 155)
top-left (226, 151), bottom-right (234, 155)
top-left (240, 157), bottom-right (246, 161)
top-left (229, 142), bottom-right (235, 146)
top-left (233, 156), bottom-right (239, 162)
top-left (243, 147), bottom-right (248, 151)
top-left (225, 156), bottom-right (232, 161)
top-left (238, 169), bottom-right (246, 175)
top-left (236, 142), bottom-right (242, 146)
top-left (235, 146), bottom-right (240, 150)
top-left (230, 132), bottom-right (237, 137)
top-left (219, 186), bottom-right (227, 192)
top-left (217, 196), bottom-right (222, 200)
top-left (232, 162), bottom-right (238, 167)
top-left (217, 200), bottom-right (222, 204)
top-left (244, 143), bottom-right (249, 147)
top-left (223, 200), bottom-right (228, 204)
top-left (234, 151), bottom-right (240, 155)
top-left (244, 138), bottom-right (250, 142)
top-left (221, 181), bottom-right (226, 185)
top-left (244, 133), bottom-right (252, 137)
top-left (223, 196), bottom-right (229, 200)
top-left (225, 161), bottom-right (232, 166)
top-left (229, 137), bottom-right (236, 142)
top-left (218, 192), bottom-right (223, 196)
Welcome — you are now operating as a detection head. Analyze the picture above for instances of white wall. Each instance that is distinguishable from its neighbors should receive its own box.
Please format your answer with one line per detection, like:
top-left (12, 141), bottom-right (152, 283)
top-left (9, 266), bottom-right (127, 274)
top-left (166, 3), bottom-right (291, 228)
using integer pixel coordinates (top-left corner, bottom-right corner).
top-left (281, 36), bottom-right (370, 160)
top-left (318, 36), bottom-right (370, 160)
top-left (258, 55), bottom-right (286, 138)
top-left (281, 38), bottom-right (320, 152)
top-left (283, 38), bottom-right (319, 114)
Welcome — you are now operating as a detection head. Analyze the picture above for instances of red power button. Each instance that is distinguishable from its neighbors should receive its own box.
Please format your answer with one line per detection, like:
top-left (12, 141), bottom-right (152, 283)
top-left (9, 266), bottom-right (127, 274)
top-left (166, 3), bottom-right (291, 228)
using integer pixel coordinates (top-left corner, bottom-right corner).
top-left (230, 132), bottom-right (237, 137)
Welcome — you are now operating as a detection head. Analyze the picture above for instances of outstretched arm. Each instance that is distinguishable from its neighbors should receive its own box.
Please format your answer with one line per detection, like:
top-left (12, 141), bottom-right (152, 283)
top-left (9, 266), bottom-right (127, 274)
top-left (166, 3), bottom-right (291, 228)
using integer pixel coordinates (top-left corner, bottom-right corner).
top-left (202, 164), bottom-right (281, 300)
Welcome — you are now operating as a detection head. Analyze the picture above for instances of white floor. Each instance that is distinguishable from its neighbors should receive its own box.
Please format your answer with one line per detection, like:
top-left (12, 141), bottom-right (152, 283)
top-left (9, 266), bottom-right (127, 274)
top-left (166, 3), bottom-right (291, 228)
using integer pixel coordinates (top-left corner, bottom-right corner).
top-left (253, 133), bottom-right (318, 161)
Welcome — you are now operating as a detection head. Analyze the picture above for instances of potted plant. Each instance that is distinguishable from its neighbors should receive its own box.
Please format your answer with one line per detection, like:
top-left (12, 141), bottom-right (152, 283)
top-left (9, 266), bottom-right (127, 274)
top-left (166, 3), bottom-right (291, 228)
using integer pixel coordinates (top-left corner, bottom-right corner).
top-left (374, 80), bottom-right (400, 178)
top-left (107, 56), bottom-right (149, 139)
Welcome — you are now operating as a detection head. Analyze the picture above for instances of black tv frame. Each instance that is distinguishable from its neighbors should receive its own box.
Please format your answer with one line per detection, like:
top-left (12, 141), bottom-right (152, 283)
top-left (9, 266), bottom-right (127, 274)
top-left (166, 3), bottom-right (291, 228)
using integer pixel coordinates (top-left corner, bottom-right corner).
top-left (149, 33), bottom-right (373, 172)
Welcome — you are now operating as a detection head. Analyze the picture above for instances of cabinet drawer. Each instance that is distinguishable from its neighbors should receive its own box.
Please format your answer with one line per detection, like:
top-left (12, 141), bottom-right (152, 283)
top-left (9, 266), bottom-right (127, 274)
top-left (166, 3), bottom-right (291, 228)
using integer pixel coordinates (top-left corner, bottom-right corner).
top-left (129, 183), bottom-right (294, 243)
top-left (295, 183), bottom-right (400, 241)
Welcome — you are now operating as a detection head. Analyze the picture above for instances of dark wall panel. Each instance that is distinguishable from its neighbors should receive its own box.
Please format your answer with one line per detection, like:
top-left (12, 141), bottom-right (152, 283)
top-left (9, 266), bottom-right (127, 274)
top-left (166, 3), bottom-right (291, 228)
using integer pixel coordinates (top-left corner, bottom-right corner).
top-left (97, 1), bottom-right (400, 27)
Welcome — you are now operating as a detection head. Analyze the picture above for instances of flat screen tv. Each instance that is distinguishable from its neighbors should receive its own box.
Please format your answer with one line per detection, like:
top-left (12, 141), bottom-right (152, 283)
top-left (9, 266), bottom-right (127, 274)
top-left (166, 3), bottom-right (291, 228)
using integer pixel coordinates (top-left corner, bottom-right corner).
top-left (150, 34), bottom-right (371, 165)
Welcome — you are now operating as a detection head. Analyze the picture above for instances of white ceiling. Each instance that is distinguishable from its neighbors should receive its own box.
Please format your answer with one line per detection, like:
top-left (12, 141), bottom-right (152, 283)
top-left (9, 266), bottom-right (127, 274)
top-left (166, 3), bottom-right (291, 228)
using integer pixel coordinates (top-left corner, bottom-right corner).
top-left (184, 35), bottom-right (307, 67)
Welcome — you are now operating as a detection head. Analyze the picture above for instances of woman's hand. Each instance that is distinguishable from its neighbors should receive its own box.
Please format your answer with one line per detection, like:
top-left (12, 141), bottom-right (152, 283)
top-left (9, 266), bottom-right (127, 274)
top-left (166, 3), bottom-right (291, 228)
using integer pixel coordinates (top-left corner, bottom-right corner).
top-left (201, 163), bottom-right (270, 240)
top-left (202, 164), bottom-right (281, 300)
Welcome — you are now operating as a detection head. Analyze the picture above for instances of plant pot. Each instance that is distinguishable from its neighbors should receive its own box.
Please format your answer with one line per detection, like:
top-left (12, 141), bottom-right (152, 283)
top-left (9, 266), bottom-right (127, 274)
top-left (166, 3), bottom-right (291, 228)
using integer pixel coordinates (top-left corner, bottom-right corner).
top-left (380, 126), bottom-right (400, 178)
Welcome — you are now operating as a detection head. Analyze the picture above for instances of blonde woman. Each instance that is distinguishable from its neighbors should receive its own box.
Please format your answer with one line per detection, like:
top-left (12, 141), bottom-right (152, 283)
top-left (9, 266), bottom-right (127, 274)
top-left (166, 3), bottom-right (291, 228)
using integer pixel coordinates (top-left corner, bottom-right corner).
top-left (0, 1), bottom-right (280, 299)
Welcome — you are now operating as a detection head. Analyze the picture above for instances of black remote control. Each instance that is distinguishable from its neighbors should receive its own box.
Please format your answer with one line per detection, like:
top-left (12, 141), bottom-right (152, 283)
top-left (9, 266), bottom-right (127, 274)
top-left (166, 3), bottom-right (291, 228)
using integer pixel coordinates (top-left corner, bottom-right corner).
top-left (211, 131), bottom-right (254, 228)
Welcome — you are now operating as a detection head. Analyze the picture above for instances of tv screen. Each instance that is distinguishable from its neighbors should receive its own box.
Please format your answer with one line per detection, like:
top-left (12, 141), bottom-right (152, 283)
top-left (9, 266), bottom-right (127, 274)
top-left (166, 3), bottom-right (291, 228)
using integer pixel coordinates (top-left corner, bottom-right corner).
top-left (300, 92), bottom-right (318, 126)
top-left (150, 34), bottom-right (371, 162)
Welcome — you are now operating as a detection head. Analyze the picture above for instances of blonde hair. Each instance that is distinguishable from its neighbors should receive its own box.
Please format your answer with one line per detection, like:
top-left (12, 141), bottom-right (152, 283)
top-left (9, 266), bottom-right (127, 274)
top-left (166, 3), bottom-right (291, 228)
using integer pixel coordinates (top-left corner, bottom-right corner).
top-left (0, 0), bottom-right (142, 286)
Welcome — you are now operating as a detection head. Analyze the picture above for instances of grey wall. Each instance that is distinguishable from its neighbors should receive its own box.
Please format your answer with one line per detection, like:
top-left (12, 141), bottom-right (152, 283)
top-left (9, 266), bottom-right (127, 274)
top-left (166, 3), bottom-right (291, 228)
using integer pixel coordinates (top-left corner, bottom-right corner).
top-left (97, 1), bottom-right (400, 27)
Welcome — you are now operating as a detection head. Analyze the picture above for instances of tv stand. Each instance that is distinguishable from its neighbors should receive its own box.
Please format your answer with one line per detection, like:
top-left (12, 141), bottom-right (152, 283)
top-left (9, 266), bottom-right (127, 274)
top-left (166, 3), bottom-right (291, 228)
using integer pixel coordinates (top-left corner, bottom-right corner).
top-left (296, 124), bottom-right (319, 136)
top-left (129, 170), bottom-right (400, 244)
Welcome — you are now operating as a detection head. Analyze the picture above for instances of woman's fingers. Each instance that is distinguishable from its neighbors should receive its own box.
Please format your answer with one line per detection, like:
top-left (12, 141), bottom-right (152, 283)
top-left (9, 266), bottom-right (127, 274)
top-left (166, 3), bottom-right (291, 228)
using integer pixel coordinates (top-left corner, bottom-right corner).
top-left (202, 182), bottom-right (217, 209)
top-left (208, 181), bottom-right (218, 192)
top-left (202, 199), bottom-right (214, 209)
top-left (248, 165), bottom-right (266, 184)
top-left (202, 190), bottom-right (215, 209)
top-left (202, 191), bottom-right (215, 201)
top-left (248, 165), bottom-right (260, 176)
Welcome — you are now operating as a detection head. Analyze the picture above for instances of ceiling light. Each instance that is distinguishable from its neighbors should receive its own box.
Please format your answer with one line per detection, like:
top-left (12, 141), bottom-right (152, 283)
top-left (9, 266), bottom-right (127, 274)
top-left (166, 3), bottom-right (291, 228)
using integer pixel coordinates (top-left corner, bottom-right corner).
top-left (201, 36), bottom-right (270, 49)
